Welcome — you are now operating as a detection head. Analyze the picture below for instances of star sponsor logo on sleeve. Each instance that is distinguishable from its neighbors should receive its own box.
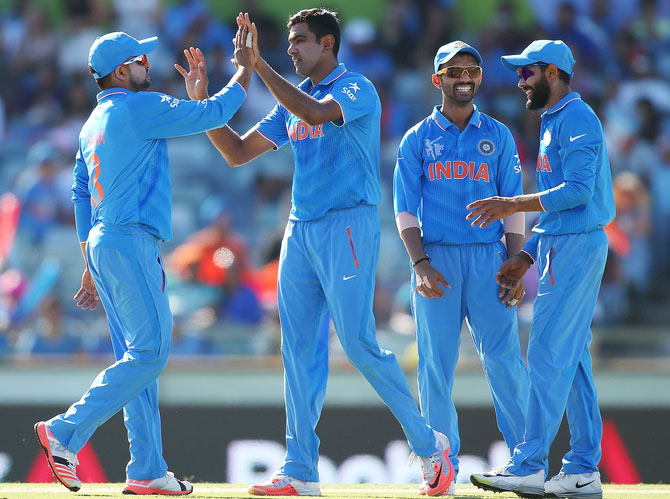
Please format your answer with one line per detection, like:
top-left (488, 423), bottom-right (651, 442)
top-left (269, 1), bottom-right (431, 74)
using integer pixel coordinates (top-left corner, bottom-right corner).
top-left (341, 81), bottom-right (360, 101)
top-left (513, 153), bottom-right (522, 173)
top-left (160, 94), bottom-right (179, 108)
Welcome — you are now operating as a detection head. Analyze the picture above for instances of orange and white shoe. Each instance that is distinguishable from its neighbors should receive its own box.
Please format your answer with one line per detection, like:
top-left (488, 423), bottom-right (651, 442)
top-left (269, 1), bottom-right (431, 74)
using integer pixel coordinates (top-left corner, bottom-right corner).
top-left (122, 471), bottom-right (193, 495)
top-left (34, 421), bottom-right (81, 492)
top-left (412, 430), bottom-right (455, 497)
top-left (248, 475), bottom-right (321, 496)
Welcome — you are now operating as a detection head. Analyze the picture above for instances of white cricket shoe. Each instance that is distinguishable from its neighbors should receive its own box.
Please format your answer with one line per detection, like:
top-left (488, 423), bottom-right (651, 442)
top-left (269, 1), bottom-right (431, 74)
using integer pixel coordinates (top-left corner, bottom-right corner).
top-left (122, 471), bottom-right (193, 495)
top-left (544, 471), bottom-right (603, 498)
top-left (34, 422), bottom-right (81, 492)
top-left (248, 475), bottom-right (321, 496)
top-left (410, 430), bottom-right (455, 496)
top-left (470, 467), bottom-right (545, 498)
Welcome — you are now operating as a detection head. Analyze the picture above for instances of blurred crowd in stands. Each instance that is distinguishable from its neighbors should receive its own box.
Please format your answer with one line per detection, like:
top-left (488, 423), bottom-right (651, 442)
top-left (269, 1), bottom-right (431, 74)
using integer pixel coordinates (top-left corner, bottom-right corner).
top-left (1, 0), bottom-right (669, 362)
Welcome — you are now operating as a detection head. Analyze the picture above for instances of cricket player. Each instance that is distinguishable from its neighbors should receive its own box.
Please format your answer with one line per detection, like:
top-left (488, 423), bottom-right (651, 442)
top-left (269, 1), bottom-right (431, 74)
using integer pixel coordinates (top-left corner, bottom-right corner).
top-left (179, 10), bottom-right (454, 497)
top-left (468, 40), bottom-right (615, 499)
top-left (33, 28), bottom-right (254, 495)
top-left (393, 41), bottom-right (530, 495)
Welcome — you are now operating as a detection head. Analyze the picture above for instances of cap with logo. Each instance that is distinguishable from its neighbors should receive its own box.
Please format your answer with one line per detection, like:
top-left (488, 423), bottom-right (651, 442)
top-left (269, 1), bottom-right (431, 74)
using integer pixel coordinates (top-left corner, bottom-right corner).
top-left (433, 40), bottom-right (482, 73)
top-left (501, 39), bottom-right (576, 77)
top-left (88, 32), bottom-right (158, 79)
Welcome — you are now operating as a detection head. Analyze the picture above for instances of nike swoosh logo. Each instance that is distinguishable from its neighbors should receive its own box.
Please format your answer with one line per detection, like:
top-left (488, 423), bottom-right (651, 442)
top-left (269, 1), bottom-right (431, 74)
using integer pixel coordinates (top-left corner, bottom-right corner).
top-left (537, 292), bottom-right (550, 297)
top-left (569, 133), bottom-right (586, 142)
top-left (428, 463), bottom-right (443, 489)
top-left (342, 275), bottom-right (358, 281)
top-left (575, 480), bottom-right (595, 489)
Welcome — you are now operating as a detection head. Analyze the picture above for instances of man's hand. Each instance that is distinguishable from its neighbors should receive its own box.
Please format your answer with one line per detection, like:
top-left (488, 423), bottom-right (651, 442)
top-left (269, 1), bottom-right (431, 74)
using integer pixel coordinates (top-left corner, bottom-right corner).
top-left (174, 47), bottom-right (209, 100)
top-left (466, 196), bottom-right (518, 228)
top-left (496, 254), bottom-right (531, 290)
top-left (73, 268), bottom-right (99, 311)
top-left (500, 278), bottom-right (526, 308)
top-left (414, 261), bottom-right (451, 298)
top-left (235, 12), bottom-right (261, 67)
top-left (235, 12), bottom-right (259, 68)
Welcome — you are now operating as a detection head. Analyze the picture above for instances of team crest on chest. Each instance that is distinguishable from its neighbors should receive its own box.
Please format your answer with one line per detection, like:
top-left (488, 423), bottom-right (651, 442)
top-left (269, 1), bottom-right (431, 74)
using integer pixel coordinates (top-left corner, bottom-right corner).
top-left (542, 129), bottom-right (552, 147)
top-left (478, 139), bottom-right (495, 156)
top-left (425, 137), bottom-right (444, 160)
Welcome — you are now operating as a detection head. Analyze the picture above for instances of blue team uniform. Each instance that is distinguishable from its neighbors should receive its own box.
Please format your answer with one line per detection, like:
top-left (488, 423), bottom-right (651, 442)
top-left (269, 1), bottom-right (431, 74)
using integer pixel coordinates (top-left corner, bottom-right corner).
top-left (509, 92), bottom-right (615, 476)
top-left (394, 106), bottom-right (529, 476)
top-left (256, 63), bottom-right (436, 481)
top-left (49, 82), bottom-right (246, 480)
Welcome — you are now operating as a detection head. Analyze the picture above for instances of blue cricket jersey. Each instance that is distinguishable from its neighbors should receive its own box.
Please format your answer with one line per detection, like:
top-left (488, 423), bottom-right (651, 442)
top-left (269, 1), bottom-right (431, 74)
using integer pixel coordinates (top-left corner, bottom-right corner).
top-left (255, 63), bottom-right (381, 221)
top-left (523, 92), bottom-right (615, 259)
top-left (394, 106), bottom-right (522, 245)
top-left (72, 82), bottom-right (246, 242)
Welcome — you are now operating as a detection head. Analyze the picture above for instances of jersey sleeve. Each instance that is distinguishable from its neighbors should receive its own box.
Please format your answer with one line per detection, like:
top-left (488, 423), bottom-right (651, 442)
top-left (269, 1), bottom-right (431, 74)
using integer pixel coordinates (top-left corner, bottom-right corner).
top-left (393, 128), bottom-right (424, 217)
top-left (328, 75), bottom-right (377, 125)
top-left (132, 82), bottom-right (246, 139)
top-left (522, 233), bottom-right (539, 261)
top-left (496, 126), bottom-right (523, 197)
top-left (539, 111), bottom-right (601, 212)
top-left (256, 103), bottom-right (289, 149)
top-left (71, 146), bottom-right (92, 242)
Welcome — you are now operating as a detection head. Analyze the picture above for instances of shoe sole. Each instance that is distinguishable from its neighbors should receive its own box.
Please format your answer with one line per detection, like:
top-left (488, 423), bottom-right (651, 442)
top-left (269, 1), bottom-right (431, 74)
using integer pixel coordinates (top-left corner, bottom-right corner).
top-left (545, 492), bottom-right (602, 499)
top-left (470, 475), bottom-right (544, 499)
top-left (33, 422), bottom-right (81, 492)
top-left (122, 483), bottom-right (194, 495)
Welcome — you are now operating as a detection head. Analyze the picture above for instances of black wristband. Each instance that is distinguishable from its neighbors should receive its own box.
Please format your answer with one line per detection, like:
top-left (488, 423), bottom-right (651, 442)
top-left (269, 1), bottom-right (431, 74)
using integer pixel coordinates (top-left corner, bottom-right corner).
top-left (413, 256), bottom-right (431, 267)
top-left (516, 251), bottom-right (534, 266)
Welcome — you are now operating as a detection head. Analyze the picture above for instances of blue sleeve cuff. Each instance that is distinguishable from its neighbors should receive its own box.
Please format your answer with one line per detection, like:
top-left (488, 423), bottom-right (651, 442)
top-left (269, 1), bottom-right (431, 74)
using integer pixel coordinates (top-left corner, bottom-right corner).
top-left (522, 234), bottom-right (539, 261)
top-left (74, 200), bottom-right (92, 242)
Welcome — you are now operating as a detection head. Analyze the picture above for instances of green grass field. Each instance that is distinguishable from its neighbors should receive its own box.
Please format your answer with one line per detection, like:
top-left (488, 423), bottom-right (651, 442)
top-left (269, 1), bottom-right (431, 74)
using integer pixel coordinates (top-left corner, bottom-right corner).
top-left (0, 483), bottom-right (669, 498)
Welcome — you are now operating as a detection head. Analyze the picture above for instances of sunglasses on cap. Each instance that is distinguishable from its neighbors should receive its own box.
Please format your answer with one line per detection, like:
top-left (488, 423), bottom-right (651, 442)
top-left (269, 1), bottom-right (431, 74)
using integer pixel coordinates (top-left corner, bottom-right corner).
top-left (516, 64), bottom-right (547, 81)
top-left (121, 54), bottom-right (148, 68)
top-left (436, 65), bottom-right (483, 78)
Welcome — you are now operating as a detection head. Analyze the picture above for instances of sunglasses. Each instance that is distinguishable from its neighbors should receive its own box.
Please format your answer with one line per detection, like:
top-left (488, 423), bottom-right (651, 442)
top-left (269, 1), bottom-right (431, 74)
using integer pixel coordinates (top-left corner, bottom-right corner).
top-left (516, 64), bottom-right (547, 81)
top-left (122, 54), bottom-right (148, 68)
top-left (436, 65), bottom-right (483, 78)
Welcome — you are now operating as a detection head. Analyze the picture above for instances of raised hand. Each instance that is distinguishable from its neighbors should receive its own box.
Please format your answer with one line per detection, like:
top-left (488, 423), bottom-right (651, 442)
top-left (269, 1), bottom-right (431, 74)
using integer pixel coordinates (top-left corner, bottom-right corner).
top-left (236, 12), bottom-right (260, 67)
top-left (73, 268), bottom-right (99, 311)
top-left (174, 47), bottom-right (209, 100)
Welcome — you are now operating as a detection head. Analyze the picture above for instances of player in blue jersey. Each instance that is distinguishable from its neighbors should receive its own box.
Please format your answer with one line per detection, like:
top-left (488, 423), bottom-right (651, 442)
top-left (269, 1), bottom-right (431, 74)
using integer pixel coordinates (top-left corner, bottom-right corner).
top-left (393, 41), bottom-right (530, 495)
top-left (33, 29), bottom-right (254, 495)
top-left (468, 40), bottom-right (615, 499)
top-left (178, 10), bottom-right (453, 497)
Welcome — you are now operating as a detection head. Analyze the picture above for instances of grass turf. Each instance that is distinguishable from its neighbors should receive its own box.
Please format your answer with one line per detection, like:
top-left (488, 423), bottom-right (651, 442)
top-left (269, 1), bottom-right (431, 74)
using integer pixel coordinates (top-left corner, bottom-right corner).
top-left (0, 483), bottom-right (669, 498)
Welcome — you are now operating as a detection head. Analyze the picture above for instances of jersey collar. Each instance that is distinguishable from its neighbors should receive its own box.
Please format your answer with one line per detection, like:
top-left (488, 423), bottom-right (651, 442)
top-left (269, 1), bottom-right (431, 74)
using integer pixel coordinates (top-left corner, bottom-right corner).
top-left (430, 105), bottom-right (482, 131)
top-left (96, 87), bottom-right (131, 102)
top-left (298, 63), bottom-right (348, 91)
top-left (543, 91), bottom-right (581, 116)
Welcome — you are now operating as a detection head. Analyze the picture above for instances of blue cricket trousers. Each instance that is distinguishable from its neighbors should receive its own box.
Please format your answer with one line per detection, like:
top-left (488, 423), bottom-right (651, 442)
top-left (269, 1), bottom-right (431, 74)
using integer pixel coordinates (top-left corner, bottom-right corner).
top-left (412, 242), bottom-right (529, 478)
top-left (48, 224), bottom-right (172, 480)
top-left (509, 229), bottom-right (607, 476)
top-left (277, 205), bottom-right (435, 482)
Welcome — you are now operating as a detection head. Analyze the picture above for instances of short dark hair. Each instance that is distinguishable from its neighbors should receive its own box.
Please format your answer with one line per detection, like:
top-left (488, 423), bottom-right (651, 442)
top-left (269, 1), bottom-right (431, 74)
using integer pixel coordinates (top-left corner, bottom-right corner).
top-left (89, 66), bottom-right (113, 90)
top-left (557, 68), bottom-right (571, 84)
top-left (287, 8), bottom-right (340, 57)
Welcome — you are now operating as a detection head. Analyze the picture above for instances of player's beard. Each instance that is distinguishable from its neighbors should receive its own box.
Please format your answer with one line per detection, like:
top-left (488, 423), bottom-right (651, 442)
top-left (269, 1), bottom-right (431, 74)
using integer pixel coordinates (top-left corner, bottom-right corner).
top-left (129, 72), bottom-right (151, 92)
top-left (526, 74), bottom-right (550, 110)
top-left (444, 82), bottom-right (477, 105)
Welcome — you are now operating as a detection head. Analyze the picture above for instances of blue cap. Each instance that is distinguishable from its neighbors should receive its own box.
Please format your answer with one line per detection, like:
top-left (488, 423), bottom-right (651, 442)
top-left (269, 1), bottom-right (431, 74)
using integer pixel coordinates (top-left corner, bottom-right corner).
top-left (501, 39), bottom-right (576, 77)
top-left (434, 41), bottom-right (482, 73)
top-left (88, 32), bottom-right (158, 79)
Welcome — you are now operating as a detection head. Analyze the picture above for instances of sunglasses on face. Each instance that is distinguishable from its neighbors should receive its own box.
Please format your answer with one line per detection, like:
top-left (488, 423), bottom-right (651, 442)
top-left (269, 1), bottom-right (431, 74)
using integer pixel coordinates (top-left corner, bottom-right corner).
top-left (122, 54), bottom-right (148, 68)
top-left (436, 65), bottom-right (483, 78)
top-left (517, 64), bottom-right (547, 81)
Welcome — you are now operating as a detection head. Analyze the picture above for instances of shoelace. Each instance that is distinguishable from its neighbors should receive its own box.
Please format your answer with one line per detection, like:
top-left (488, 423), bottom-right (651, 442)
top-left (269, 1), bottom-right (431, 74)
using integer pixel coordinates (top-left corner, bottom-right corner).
top-left (65, 449), bottom-right (79, 467)
top-left (408, 451), bottom-right (439, 481)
